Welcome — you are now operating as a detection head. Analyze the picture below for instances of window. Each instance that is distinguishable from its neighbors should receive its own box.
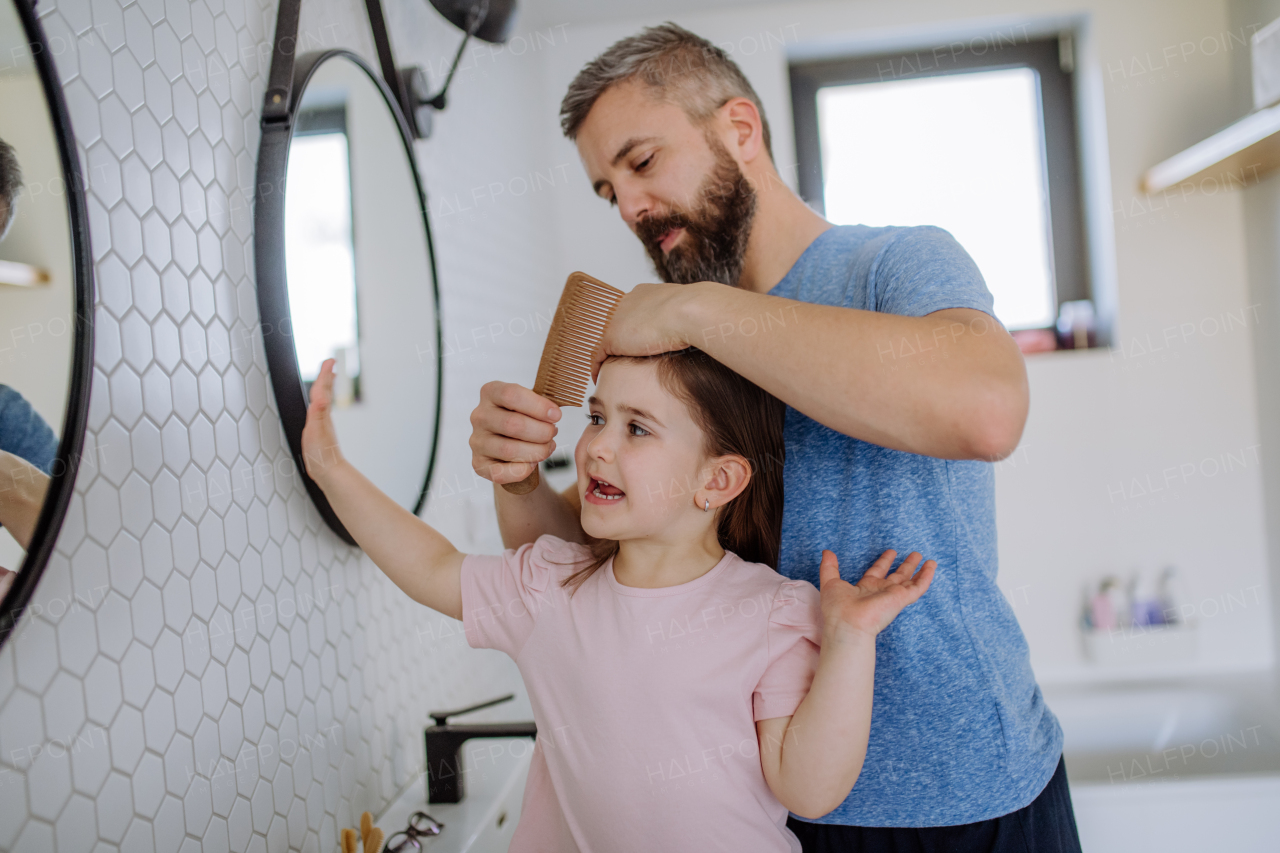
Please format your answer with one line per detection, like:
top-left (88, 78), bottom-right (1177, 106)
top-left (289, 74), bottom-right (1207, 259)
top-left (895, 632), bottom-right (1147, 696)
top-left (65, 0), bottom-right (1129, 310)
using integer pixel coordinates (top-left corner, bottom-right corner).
top-left (285, 104), bottom-right (362, 393)
top-left (791, 35), bottom-right (1093, 345)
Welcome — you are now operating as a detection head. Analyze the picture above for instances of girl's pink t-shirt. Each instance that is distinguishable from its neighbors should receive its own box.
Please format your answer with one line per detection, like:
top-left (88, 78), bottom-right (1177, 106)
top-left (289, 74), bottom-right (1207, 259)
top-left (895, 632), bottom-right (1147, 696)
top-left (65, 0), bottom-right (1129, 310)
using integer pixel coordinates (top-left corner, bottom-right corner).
top-left (460, 534), bottom-right (823, 853)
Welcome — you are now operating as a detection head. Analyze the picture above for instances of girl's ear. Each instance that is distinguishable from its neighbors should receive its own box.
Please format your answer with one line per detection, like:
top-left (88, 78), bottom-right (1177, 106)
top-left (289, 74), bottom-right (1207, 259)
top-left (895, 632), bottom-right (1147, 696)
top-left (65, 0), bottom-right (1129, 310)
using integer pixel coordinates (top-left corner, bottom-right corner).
top-left (697, 454), bottom-right (751, 511)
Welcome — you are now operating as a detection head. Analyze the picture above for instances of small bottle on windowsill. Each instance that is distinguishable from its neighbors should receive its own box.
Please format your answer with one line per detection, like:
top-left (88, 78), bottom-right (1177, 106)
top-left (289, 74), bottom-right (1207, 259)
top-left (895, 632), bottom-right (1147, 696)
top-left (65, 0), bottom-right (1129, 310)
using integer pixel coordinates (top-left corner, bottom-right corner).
top-left (1056, 300), bottom-right (1097, 349)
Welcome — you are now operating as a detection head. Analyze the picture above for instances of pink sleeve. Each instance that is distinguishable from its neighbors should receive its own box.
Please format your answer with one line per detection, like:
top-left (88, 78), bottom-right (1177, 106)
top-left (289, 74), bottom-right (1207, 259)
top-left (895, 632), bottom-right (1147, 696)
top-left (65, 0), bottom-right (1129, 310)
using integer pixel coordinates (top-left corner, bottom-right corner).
top-left (461, 534), bottom-right (572, 658)
top-left (753, 579), bottom-right (823, 721)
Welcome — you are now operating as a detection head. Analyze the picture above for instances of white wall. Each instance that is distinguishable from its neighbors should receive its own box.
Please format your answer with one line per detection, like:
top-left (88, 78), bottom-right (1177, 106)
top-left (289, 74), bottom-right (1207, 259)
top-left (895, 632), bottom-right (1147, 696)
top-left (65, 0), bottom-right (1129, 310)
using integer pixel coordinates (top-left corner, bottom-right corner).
top-left (373, 0), bottom-right (576, 547)
top-left (527, 0), bottom-right (1274, 683)
top-left (1231, 0), bottom-right (1280, 675)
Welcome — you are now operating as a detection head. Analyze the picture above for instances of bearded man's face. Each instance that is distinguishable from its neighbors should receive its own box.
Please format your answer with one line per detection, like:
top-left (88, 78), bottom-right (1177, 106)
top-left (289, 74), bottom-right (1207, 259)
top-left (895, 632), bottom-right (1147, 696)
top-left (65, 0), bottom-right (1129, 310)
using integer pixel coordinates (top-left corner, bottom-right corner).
top-left (633, 134), bottom-right (757, 286)
top-left (575, 81), bottom-right (759, 287)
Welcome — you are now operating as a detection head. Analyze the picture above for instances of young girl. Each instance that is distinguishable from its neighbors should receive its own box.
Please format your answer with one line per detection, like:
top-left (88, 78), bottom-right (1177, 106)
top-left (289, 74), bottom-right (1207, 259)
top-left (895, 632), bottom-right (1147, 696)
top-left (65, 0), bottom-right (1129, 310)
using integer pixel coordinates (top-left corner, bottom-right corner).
top-left (302, 347), bottom-right (934, 853)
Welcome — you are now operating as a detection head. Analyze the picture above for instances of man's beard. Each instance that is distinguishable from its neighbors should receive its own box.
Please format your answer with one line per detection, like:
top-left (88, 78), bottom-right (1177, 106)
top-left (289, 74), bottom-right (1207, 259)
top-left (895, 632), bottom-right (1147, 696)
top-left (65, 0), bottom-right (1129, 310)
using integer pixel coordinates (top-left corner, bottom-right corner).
top-left (635, 138), bottom-right (757, 286)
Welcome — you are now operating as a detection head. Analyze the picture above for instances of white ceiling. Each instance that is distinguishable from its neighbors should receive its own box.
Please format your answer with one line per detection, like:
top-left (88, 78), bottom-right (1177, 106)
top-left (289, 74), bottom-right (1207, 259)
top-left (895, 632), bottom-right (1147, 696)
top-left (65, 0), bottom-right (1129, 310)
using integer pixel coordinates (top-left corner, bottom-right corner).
top-left (514, 0), bottom-right (789, 30)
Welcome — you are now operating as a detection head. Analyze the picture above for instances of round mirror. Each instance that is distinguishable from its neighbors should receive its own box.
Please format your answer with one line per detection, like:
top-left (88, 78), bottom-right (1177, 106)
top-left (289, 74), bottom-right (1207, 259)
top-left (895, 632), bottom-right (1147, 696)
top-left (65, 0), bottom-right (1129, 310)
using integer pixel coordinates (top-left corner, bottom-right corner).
top-left (255, 50), bottom-right (442, 544)
top-left (0, 0), bottom-right (95, 644)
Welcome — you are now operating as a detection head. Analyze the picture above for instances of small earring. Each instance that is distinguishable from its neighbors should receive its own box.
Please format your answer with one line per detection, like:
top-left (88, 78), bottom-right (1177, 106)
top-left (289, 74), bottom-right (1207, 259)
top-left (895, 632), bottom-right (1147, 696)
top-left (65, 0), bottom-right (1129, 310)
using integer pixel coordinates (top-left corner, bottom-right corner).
top-left (703, 498), bottom-right (709, 513)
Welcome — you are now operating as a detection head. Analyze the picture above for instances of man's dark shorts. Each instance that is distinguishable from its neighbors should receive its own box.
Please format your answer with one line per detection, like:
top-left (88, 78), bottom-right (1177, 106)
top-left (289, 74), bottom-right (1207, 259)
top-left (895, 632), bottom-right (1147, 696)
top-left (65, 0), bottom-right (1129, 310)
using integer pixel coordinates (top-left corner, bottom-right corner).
top-left (787, 754), bottom-right (1083, 853)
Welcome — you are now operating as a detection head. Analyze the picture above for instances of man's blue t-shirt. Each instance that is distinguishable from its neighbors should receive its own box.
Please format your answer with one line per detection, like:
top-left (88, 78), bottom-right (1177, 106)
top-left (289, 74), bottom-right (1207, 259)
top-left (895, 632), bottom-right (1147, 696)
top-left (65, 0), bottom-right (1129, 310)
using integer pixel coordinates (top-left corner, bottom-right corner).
top-left (0, 384), bottom-right (58, 475)
top-left (769, 224), bottom-right (1062, 827)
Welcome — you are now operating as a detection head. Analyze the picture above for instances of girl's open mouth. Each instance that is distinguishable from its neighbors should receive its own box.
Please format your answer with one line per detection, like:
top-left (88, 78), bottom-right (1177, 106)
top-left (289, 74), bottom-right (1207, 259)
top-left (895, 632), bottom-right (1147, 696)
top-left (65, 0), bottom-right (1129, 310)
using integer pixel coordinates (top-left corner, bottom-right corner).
top-left (586, 476), bottom-right (626, 504)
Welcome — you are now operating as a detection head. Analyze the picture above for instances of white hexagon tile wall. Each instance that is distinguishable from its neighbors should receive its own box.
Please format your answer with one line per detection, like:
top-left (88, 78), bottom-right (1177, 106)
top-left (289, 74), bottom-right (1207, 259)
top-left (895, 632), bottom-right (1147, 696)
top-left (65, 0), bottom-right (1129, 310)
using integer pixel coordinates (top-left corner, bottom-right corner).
top-left (0, 0), bottom-right (557, 848)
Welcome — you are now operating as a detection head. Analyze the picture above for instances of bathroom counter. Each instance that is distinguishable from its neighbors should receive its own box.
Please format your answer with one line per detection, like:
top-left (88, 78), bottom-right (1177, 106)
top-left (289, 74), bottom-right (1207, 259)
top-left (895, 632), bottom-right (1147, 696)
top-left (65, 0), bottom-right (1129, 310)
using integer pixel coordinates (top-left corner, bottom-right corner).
top-left (375, 738), bottom-right (534, 852)
top-left (1046, 674), bottom-right (1280, 852)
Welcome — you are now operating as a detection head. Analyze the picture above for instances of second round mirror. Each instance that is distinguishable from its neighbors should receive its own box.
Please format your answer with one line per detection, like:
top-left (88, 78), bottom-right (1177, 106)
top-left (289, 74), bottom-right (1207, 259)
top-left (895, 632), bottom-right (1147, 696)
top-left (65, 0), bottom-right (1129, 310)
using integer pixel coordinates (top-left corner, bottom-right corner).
top-left (256, 50), bottom-right (442, 543)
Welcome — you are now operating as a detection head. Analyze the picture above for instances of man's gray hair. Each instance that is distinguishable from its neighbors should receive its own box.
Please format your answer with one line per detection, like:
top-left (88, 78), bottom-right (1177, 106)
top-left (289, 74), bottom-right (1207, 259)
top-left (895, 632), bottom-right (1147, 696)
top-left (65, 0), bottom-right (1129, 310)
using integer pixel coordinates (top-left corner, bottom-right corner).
top-left (559, 22), bottom-right (773, 161)
top-left (0, 138), bottom-right (22, 240)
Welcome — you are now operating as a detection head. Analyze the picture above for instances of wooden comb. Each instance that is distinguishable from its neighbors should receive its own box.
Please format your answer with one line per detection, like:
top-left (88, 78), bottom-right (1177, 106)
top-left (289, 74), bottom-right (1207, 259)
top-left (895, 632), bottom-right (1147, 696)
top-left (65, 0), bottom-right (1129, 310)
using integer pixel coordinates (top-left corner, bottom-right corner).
top-left (501, 271), bottom-right (625, 495)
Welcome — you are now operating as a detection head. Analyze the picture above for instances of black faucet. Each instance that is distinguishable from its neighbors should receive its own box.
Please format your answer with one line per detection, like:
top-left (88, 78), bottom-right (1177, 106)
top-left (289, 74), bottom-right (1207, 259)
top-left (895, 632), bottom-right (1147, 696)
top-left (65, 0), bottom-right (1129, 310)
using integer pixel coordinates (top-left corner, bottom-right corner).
top-left (424, 693), bottom-right (537, 803)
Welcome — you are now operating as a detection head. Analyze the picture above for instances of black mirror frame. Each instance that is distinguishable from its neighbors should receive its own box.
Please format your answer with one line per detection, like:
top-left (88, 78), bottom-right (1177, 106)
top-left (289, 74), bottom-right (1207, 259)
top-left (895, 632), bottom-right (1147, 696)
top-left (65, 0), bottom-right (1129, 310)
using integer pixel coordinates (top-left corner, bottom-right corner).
top-left (254, 0), bottom-right (444, 547)
top-left (0, 0), bottom-right (97, 647)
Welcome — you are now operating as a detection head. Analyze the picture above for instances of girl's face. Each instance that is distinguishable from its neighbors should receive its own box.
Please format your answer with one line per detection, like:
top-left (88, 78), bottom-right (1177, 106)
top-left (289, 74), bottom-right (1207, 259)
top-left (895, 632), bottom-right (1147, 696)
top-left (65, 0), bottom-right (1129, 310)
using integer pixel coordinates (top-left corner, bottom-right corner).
top-left (574, 359), bottom-right (712, 542)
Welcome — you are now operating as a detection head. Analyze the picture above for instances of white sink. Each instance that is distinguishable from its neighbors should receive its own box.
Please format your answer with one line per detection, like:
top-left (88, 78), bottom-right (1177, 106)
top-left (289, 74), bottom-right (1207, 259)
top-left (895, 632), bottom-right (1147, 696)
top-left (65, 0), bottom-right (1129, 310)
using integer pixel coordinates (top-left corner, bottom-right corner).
top-left (375, 738), bottom-right (533, 852)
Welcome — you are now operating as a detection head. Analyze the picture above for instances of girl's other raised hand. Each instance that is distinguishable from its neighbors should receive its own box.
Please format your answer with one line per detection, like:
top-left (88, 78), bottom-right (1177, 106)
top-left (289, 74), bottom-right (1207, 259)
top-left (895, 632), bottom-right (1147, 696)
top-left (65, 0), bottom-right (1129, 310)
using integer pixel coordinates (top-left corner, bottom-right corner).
top-left (817, 549), bottom-right (936, 645)
top-left (301, 358), bottom-right (347, 487)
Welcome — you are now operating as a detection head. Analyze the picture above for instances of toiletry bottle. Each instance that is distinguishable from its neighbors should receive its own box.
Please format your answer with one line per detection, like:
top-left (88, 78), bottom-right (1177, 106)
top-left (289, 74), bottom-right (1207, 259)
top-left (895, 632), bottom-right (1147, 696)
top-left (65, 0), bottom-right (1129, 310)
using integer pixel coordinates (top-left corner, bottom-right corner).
top-left (1105, 575), bottom-right (1128, 630)
top-left (1125, 572), bottom-right (1144, 627)
top-left (1091, 578), bottom-right (1116, 631)
top-left (1158, 565), bottom-right (1191, 627)
top-left (1080, 583), bottom-right (1094, 631)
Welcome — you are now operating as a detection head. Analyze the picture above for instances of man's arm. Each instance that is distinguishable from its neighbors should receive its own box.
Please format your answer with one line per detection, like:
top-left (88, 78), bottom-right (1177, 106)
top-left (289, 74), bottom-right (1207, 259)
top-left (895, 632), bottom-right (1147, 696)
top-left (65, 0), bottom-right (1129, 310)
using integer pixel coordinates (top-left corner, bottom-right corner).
top-left (598, 283), bottom-right (1028, 461)
top-left (0, 451), bottom-right (50, 550)
top-left (492, 477), bottom-right (585, 550)
top-left (468, 381), bottom-right (587, 550)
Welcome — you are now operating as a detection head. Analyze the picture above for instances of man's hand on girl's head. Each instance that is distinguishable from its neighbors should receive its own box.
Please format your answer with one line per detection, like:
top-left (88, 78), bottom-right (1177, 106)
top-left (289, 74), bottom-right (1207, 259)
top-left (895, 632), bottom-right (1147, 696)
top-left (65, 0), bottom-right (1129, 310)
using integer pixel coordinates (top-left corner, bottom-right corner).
top-left (589, 281), bottom-right (710, 381)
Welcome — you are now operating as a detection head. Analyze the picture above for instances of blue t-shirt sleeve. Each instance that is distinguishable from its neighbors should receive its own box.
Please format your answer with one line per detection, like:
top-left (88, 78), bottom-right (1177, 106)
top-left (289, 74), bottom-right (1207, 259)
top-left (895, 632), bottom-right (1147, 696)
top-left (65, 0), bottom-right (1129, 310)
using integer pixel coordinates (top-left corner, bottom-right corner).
top-left (869, 226), bottom-right (996, 319)
top-left (0, 384), bottom-right (59, 475)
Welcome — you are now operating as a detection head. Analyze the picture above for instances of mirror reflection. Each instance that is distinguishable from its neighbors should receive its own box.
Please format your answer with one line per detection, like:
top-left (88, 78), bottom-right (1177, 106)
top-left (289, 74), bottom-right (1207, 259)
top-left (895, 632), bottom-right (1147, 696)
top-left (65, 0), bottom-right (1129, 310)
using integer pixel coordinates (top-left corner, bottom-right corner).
top-left (0, 1), bottom-right (75, 602)
top-left (283, 54), bottom-right (439, 513)
top-left (287, 100), bottom-right (359, 391)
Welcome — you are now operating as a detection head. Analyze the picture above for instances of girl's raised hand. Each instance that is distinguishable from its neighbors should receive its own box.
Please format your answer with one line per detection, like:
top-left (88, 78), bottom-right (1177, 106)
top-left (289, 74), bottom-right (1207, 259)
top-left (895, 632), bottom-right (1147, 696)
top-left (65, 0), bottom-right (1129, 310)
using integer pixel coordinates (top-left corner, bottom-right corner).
top-left (817, 549), bottom-right (935, 644)
top-left (301, 358), bottom-right (346, 487)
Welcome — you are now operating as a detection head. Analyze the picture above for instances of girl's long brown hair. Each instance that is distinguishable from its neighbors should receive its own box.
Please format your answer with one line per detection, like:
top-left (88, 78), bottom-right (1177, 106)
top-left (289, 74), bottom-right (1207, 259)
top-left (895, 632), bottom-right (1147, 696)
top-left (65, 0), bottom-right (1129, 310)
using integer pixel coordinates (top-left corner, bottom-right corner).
top-left (559, 347), bottom-right (785, 596)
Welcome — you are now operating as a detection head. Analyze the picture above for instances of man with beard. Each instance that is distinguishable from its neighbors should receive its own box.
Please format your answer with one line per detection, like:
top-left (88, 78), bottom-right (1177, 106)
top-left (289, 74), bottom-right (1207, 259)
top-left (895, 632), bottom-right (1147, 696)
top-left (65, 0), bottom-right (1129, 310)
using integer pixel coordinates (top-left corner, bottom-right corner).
top-left (0, 138), bottom-right (56, 599)
top-left (467, 22), bottom-right (1081, 853)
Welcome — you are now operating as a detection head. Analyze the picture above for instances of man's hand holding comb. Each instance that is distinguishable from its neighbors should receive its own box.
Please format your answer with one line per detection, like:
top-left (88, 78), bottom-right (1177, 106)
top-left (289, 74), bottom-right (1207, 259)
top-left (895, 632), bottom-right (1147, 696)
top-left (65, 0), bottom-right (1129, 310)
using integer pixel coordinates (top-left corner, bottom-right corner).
top-left (469, 380), bottom-right (562, 486)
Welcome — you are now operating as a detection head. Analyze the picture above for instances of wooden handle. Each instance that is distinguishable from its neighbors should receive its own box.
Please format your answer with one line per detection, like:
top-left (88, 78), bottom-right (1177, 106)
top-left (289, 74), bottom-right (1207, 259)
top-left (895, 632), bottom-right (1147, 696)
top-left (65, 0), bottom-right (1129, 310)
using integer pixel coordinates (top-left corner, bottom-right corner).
top-left (501, 466), bottom-right (540, 495)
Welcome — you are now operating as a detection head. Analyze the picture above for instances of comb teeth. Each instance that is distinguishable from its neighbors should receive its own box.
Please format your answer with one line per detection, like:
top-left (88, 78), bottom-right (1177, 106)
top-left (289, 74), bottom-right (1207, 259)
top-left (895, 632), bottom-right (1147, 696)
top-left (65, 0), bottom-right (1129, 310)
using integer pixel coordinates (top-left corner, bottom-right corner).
top-left (532, 273), bottom-right (626, 407)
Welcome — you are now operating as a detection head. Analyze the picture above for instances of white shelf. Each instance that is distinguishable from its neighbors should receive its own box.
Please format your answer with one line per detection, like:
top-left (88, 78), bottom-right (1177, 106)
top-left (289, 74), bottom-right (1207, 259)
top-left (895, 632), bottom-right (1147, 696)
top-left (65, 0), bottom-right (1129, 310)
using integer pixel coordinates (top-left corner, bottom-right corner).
top-left (1141, 101), bottom-right (1280, 193)
top-left (0, 259), bottom-right (49, 287)
top-left (1082, 622), bottom-right (1197, 666)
